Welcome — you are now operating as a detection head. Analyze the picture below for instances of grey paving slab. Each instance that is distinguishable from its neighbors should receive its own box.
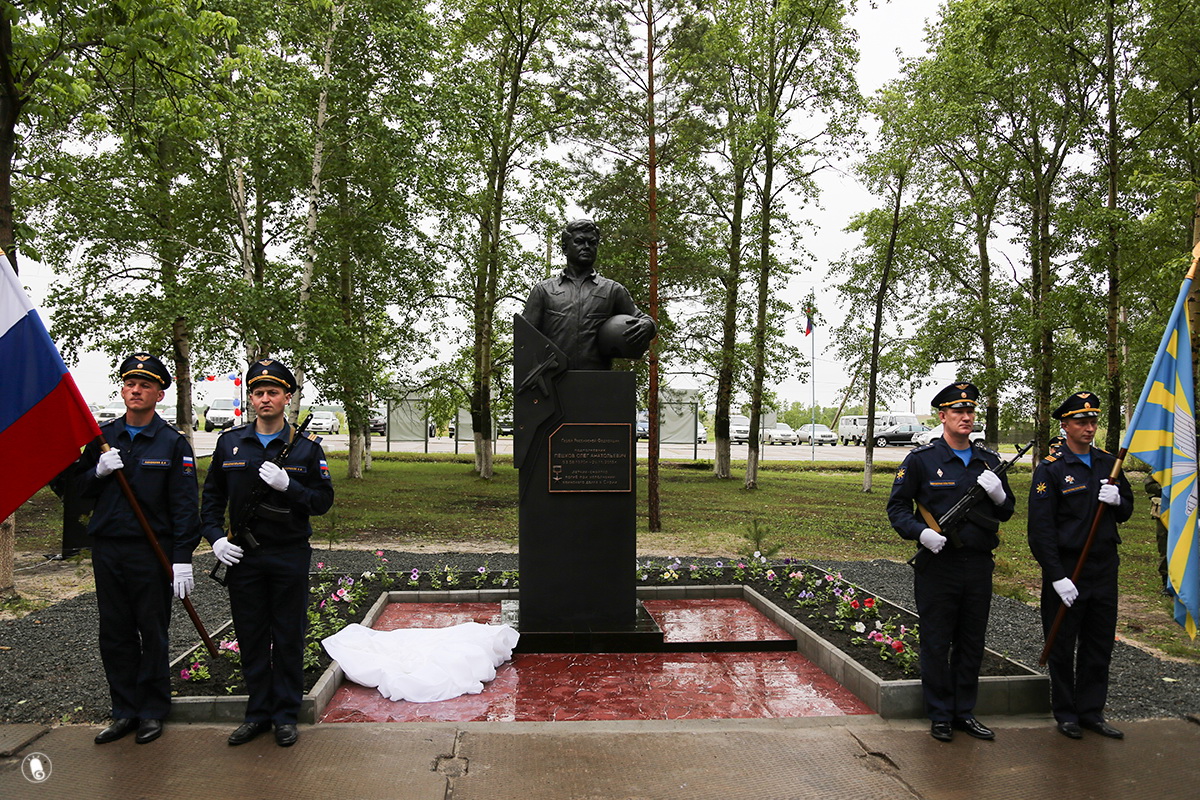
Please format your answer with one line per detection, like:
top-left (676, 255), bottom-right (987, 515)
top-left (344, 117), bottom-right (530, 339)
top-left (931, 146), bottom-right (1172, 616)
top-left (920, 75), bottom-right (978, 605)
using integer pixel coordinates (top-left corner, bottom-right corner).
top-left (449, 721), bottom-right (905, 800)
top-left (0, 724), bottom-right (48, 757)
top-left (851, 717), bottom-right (1200, 800)
top-left (0, 723), bottom-right (456, 800)
top-left (2, 718), bottom-right (1198, 800)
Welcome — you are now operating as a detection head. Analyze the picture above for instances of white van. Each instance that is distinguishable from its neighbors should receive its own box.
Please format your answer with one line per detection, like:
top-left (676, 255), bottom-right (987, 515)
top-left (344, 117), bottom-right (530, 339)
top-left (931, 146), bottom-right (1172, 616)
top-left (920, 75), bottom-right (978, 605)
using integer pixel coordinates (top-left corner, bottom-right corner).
top-left (837, 412), bottom-right (920, 445)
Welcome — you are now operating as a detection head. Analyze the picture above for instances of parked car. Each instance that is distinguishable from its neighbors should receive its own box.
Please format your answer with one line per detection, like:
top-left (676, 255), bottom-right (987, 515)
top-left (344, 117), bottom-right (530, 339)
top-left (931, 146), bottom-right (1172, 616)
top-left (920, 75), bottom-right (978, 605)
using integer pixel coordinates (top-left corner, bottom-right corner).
top-left (763, 422), bottom-right (799, 445)
top-left (873, 423), bottom-right (928, 447)
top-left (636, 419), bottom-right (650, 440)
top-left (307, 410), bottom-right (340, 434)
top-left (729, 415), bottom-right (752, 444)
top-left (95, 401), bottom-right (126, 425)
top-left (695, 420), bottom-right (708, 444)
top-left (796, 423), bottom-right (837, 445)
top-left (911, 423), bottom-right (986, 447)
top-left (369, 408), bottom-right (386, 435)
top-left (497, 418), bottom-right (514, 436)
top-left (158, 404), bottom-right (198, 431)
top-left (204, 397), bottom-right (238, 431)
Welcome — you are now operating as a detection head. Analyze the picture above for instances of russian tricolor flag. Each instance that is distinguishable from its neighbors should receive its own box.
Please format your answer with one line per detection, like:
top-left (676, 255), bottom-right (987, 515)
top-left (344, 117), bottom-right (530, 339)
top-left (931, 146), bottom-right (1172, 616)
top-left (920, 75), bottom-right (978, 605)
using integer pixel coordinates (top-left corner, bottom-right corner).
top-left (0, 260), bottom-right (101, 522)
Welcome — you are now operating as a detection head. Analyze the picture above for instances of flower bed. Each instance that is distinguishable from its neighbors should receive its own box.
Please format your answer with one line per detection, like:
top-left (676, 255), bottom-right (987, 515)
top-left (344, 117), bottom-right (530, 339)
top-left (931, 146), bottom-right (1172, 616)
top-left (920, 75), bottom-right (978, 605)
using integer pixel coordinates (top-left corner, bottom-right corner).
top-left (170, 553), bottom-right (1047, 720)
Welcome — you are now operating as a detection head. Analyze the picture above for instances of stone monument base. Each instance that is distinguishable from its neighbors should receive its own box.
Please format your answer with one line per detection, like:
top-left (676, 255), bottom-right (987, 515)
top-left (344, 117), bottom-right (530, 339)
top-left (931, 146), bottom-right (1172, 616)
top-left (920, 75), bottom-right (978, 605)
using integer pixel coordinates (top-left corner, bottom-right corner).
top-left (502, 600), bottom-right (664, 653)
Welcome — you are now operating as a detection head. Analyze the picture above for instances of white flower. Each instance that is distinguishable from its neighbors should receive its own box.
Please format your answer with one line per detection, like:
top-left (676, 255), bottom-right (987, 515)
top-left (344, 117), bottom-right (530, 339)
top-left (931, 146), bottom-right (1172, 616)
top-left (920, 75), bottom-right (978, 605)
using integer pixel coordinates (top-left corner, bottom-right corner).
top-left (853, 622), bottom-right (866, 633)
top-left (753, 551), bottom-right (761, 558)
top-left (875, 620), bottom-right (883, 630)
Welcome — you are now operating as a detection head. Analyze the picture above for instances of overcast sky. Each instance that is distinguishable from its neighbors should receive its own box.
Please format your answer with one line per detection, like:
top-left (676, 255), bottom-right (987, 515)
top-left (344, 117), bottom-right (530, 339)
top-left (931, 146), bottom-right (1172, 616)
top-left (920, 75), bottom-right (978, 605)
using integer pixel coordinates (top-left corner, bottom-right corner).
top-left (17, 0), bottom-right (948, 411)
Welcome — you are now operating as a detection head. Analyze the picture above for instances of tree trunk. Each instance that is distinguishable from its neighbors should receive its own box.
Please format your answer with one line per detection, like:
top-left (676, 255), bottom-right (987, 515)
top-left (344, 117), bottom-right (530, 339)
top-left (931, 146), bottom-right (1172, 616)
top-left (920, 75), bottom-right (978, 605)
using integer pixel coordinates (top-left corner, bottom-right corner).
top-left (1103, 1), bottom-right (1123, 453)
top-left (713, 167), bottom-right (746, 480)
top-left (646, 5), bottom-right (661, 529)
top-left (863, 169), bottom-right (906, 492)
top-left (290, 2), bottom-right (344, 423)
top-left (745, 139), bottom-right (774, 490)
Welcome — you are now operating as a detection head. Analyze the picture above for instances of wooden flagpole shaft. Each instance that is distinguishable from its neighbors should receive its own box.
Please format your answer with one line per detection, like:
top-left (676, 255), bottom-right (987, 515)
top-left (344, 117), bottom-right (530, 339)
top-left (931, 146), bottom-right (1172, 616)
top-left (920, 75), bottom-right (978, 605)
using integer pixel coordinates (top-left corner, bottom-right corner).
top-left (1038, 448), bottom-right (1126, 666)
top-left (100, 442), bottom-right (220, 659)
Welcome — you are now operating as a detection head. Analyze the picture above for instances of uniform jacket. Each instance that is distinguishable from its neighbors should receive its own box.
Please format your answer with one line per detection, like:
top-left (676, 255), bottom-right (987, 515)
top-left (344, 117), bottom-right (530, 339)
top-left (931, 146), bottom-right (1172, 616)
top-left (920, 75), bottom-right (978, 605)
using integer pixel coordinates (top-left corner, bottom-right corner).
top-left (1027, 446), bottom-right (1134, 582)
top-left (201, 421), bottom-right (333, 547)
top-left (77, 414), bottom-right (201, 563)
top-left (522, 269), bottom-right (654, 370)
top-left (887, 437), bottom-right (1016, 552)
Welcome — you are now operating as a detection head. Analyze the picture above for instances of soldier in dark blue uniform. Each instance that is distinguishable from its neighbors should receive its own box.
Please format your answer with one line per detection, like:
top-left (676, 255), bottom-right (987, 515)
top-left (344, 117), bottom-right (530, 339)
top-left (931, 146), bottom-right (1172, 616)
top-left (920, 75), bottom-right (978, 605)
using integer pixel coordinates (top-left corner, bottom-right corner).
top-left (887, 382), bottom-right (1015, 742)
top-left (201, 359), bottom-right (333, 747)
top-left (1028, 391), bottom-right (1132, 740)
top-left (79, 353), bottom-right (200, 745)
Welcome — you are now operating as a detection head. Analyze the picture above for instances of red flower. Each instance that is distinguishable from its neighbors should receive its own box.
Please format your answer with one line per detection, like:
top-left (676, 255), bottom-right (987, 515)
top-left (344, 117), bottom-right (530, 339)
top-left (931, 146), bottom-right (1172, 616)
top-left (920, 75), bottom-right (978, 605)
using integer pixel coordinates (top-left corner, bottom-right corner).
top-left (864, 597), bottom-right (875, 609)
top-left (891, 640), bottom-right (905, 653)
top-left (850, 600), bottom-right (860, 609)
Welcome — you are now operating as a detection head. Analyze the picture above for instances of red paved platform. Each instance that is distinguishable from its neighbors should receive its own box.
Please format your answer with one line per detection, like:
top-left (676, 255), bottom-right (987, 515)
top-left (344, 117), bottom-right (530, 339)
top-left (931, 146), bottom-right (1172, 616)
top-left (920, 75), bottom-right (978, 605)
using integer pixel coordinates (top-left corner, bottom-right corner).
top-left (321, 599), bottom-right (872, 723)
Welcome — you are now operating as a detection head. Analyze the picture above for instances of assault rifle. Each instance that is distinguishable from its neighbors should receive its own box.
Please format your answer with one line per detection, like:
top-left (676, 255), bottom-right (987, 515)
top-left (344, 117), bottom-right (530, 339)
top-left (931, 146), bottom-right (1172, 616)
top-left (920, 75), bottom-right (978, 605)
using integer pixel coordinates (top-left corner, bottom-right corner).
top-left (908, 439), bottom-right (1034, 568)
top-left (210, 414), bottom-right (312, 586)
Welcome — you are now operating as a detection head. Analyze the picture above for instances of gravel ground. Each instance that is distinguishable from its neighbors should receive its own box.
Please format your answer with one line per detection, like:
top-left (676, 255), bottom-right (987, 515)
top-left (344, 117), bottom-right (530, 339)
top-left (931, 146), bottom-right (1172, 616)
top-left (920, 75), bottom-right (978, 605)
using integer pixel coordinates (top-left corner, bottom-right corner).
top-left (1, 550), bottom-right (1197, 725)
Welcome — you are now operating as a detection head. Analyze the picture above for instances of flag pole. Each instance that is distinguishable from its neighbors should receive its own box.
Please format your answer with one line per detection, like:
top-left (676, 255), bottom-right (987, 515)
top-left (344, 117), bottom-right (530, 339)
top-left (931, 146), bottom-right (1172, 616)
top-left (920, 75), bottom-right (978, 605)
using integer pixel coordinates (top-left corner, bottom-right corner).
top-left (1040, 243), bottom-right (1200, 664)
top-left (99, 440), bottom-right (219, 659)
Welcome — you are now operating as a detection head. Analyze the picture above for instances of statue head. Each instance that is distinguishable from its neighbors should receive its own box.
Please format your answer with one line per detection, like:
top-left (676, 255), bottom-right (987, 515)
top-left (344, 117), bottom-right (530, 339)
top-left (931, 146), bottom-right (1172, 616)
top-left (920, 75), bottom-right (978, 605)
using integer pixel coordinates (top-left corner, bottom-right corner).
top-left (560, 218), bottom-right (600, 270)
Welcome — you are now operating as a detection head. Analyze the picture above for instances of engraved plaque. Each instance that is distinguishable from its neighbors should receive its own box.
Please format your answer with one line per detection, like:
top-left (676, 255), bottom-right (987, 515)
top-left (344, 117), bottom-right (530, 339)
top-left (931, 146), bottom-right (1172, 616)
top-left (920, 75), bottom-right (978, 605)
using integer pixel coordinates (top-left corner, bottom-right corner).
top-left (547, 423), bottom-right (633, 493)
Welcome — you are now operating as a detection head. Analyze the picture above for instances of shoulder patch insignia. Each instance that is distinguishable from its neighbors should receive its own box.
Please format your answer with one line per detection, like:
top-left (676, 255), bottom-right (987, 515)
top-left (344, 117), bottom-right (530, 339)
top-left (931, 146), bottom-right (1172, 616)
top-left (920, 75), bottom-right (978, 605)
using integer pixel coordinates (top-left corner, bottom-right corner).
top-left (306, 432), bottom-right (321, 442)
top-left (1035, 481), bottom-right (1047, 495)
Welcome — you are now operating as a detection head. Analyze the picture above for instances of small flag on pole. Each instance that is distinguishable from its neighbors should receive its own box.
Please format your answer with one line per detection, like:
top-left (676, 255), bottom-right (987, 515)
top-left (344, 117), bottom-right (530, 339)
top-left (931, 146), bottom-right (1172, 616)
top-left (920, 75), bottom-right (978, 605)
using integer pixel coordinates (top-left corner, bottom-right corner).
top-left (803, 305), bottom-right (815, 336)
top-left (0, 259), bottom-right (101, 522)
top-left (1122, 244), bottom-right (1200, 638)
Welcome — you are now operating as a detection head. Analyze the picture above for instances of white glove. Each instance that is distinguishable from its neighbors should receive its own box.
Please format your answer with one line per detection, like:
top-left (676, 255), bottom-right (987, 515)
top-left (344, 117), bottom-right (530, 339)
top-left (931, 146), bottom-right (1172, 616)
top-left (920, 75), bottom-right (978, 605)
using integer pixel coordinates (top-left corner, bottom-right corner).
top-left (212, 537), bottom-right (244, 566)
top-left (1053, 577), bottom-right (1078, 607)
top-left (259, 461), bottom-right (290, 492)
top-left (172, 564), bottom-right (194, 599)
top-left (976, 470), bottom-right (1006, 504)
top-left (919, 527), bottom-right (947, 554)
top-left (96, 448), bottom-right (124, 477)
top-left (1098, 480), bottom-right (1120, 506)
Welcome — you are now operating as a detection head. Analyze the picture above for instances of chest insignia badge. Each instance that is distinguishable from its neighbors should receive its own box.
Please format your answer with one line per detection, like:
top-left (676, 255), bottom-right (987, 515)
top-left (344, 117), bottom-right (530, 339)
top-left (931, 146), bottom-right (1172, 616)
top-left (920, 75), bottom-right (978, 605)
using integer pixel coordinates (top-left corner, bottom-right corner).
top-left (233, 446), bottom-right (239, 455)
top-left (1065, 475), bottom-right (1075, 484)
top-left (936, 468), bottom-right (943, 477)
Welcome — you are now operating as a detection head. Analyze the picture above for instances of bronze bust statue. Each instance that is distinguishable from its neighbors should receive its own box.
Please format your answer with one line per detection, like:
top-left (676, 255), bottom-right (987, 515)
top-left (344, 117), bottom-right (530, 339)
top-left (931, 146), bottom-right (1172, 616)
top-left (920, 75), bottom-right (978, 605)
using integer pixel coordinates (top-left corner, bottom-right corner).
top-left (521, 219), bottom-right (656, 370)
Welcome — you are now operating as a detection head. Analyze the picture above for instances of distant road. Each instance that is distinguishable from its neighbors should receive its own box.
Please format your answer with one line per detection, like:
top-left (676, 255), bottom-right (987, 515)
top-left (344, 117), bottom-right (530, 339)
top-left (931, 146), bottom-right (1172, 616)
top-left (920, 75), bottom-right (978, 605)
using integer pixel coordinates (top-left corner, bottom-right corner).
top-left (188, 431), bottom-right (909, 464)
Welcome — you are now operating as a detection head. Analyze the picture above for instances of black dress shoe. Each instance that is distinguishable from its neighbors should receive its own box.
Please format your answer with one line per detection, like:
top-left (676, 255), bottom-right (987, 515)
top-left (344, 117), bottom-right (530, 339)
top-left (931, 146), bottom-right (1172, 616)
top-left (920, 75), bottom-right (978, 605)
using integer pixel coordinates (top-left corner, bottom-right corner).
top-left (135, 719), bottom-right (163, 744)
top-left (1082, 720), bottom-right (1125, 739)
top-left (227, 721), bottom-right (271, 746)
top-left (930, 722), bottom-right (954, 742)
top-left (953, 717), bottom-right (995, 740)
top-left (274, 723), bottom-right (299, 747)
top-left (1057, 721), bottom-right (1083, 739)
top-left (95, 718), bottom-right (138, 744)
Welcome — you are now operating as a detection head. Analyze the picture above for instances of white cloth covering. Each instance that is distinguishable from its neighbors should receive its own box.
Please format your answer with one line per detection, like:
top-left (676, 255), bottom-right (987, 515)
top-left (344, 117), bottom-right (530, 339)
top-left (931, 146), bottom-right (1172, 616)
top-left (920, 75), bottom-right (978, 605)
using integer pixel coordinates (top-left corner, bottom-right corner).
top-left (322, 622), bottom-right (519, 703)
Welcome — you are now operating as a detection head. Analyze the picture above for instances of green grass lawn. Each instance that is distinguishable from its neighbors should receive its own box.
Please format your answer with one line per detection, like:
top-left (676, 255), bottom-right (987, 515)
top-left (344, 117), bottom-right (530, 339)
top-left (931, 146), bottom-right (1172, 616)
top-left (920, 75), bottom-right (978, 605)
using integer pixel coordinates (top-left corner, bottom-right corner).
top-left (13, 452), bottom-right (1197, 660)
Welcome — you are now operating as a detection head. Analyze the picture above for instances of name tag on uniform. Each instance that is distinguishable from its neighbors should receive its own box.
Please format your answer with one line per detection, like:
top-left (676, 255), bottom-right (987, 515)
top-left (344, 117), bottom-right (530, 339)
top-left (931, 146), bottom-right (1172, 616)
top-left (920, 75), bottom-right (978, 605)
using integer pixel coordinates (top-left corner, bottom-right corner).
top-left (223, 460), bottom-right (248, 470)
top-left (1062, 483), bottom-right (1088, 495)
top-left (928, 480), bottom-right (956, 488)
top-left (284, 465), bottom-right (307, 475)
top-left (140, 458), bottom-right (170, 469)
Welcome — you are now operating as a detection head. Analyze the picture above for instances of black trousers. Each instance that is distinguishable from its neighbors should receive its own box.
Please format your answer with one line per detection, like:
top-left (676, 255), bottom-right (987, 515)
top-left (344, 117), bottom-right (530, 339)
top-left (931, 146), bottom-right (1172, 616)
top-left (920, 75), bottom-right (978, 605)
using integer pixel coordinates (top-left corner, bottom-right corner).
top-left (227, 545), bottom-right (311, 725)
top-left (914, 549), bottom-right (994, 722)
top-left (93, 537), bottom-right (172, 720)
top-left (1041, 547), bottom-right (1119, 724)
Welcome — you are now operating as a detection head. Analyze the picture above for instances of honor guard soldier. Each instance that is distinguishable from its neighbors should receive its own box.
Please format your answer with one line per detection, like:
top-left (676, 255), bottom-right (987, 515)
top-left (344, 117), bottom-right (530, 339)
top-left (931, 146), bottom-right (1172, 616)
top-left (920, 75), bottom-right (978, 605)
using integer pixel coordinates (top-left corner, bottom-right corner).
top-left (887, 382), bottom-right (1015, 742)
top-left (201, 359), bottom-right (333, 747)
top-left (79, 353), bottom-right (200, 745)
top-left (1028, 391), bottom-right (1132, 740)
